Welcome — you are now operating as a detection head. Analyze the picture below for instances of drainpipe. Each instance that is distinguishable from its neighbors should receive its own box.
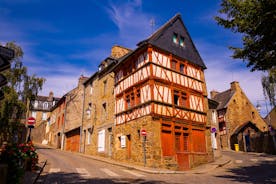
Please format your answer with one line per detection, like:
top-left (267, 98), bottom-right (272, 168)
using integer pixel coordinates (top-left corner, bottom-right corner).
top-left (80, 85), bottom-right (86, 153)
top-left (61, 96), bottom-right (68, 150)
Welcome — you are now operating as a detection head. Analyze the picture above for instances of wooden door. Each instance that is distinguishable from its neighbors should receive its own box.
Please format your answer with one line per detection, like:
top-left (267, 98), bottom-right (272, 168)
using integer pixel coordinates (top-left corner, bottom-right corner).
top-left (127, 135), bottom-right (131, 159)
top-left (176, 132), bottom-right (189, 170)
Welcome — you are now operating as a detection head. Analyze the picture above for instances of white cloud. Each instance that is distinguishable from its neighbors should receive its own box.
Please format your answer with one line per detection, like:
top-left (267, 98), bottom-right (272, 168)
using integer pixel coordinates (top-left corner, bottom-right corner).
top-left (105, 0), bottom-right (153, 47)
top-left (196, 40), bottom-right (268, 116)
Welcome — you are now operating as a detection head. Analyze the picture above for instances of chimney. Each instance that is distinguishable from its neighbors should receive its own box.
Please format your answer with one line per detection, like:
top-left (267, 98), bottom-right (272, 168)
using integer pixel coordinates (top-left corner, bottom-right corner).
top-left (230, 81), bottom-right (240, 91)
top-left (78, 75), bottom-right (87, 86)
top-left (210, 90), bottom-right (219, 99)
top-left (111, 45), bottom-right (131, 59)
top-left (48, 91), bottom-right (54, 101)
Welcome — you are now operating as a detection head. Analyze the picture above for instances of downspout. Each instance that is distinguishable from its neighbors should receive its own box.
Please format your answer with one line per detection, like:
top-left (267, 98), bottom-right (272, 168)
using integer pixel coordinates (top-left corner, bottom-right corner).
top-left (80, 84), bottom-right (86, 153)
top-left (61, 96), bottom-right (68, 150)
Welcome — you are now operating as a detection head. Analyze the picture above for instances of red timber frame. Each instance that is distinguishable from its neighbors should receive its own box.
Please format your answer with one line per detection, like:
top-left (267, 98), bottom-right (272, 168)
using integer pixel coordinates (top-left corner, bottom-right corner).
top-left (114, 45), bottom-right (207, 169)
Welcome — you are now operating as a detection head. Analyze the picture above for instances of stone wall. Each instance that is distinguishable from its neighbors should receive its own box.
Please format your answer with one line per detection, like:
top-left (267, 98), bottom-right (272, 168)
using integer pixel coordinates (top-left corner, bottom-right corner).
top-left (113, 116), bottom-right (163, 168)
top-left (226, 82), bottom-right (267, 136)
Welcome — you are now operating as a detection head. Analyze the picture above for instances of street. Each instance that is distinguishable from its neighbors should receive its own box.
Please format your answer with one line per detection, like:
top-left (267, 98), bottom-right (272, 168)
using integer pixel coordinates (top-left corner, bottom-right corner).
top-left (36, 146), bottom-right (276, 184)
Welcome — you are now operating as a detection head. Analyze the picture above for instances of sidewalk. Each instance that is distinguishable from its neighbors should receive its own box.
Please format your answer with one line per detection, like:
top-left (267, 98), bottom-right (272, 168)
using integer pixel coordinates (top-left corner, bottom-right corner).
top-left (23, 153), bottom-right (47, 184)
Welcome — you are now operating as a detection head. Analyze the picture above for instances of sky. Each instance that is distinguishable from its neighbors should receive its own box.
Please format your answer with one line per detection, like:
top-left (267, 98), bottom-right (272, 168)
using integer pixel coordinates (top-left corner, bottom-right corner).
top-left (0, 0), bottom-right (270, 116)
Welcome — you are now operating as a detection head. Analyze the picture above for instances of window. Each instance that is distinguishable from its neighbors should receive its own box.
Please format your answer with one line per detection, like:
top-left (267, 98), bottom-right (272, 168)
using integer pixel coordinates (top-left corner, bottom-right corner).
top-left (87, 130), bottom-right (91, 145)
top-left (31, 111), bottom-right (36, 118)
top-left (171, 60), bottom-right (177, 70)
top-left (34, 100), bottom-right (38, 108)
top-left (212, 110), bottom-right (217, 124)
top-left (126, 95), bottom-right (131, 109)
top-left (174, 91), bottom-right (179, 105)
top-left (173, 33), bottom-right (178, 44)
top-left (103, 80), bottom-right (107, 95)
top-left (136, 89), bottom-right (141, 104)
top-left (102, 103), bottom-right (107, 119)
top-left (180, 36), bottom-right (185, 47)
top-left (98, 129), bottom-right (105, 152)
top-left (252, 111), bottom-right (255, 119)
top-left (179, 92), bottom-right (187, 107)
top-left (174, 91), bottom-right (188, 107)
top-left (43, 102), bottom-right (48, 109)
top-left (180, 64), bottom-right (185, 73)
top-left (42, 112), bottom-right (47, 120)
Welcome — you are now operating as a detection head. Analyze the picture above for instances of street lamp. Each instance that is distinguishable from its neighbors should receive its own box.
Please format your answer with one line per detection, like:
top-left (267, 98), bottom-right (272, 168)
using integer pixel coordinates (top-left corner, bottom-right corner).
top-left (256, 99), bottom-right (271, 127)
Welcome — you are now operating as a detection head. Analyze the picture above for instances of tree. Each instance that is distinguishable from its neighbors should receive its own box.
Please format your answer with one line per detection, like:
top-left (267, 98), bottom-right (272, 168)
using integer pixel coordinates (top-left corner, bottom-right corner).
top-left (262, 68), bottom-right (276, 108)
top-left (0, 42), bottom-right (45, 143)
top-left (215, 0), bottom-right (276, 71)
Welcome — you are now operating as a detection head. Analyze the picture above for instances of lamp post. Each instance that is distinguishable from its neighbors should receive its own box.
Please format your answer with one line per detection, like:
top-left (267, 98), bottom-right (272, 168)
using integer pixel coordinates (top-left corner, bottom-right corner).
top-left (256, 99), bottom-right (270, 127)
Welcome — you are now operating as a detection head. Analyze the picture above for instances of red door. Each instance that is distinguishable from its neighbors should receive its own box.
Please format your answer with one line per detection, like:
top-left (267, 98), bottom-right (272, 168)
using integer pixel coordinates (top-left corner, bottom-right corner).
top-left (176, 133), bottom-right (189, 170)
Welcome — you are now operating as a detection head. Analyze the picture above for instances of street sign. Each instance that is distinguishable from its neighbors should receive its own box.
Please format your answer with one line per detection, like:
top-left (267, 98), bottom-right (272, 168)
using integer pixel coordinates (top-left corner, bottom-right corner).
top-left (141, 129), bottom-right (147, 136)
top-left (27, 117), bottom-right (36, 126)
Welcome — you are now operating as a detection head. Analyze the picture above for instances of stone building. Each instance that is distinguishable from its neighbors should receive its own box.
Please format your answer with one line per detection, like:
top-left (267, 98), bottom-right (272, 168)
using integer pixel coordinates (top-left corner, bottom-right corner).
top-left (207, 99), bottom-right (221, 158)
top-left (81, 45), bottom-right (131, 157)
top-left (28, 92), bottom-right (60, 143)
top-left (264, 106), bottom-right (276, 130)
top-left (48, 96), bottom-right (66, 148)
top-left (112, 14), bottom-right (211, 170)
top-left (62, 75), bottom-right (88, 152)
top-left (211, 81), bottom-right (267, 151)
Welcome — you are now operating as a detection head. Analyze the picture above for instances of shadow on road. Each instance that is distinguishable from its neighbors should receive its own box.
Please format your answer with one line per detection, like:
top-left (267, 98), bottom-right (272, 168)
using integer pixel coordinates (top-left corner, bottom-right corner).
top-left (38, 172), bottom-right (171, 184)
top-left (216, 159), bottom-right (276, 184)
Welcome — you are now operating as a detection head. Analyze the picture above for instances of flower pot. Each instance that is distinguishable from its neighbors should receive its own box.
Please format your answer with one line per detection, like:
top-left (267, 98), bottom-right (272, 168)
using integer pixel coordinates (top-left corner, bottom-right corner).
top-left (24, 158), bottom-right (32, 171)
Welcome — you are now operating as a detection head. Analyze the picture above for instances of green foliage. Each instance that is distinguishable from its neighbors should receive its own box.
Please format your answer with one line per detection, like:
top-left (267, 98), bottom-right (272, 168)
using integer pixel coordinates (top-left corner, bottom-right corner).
top-left (0, 141), bottom-right (38, 183)
top-left (262, 67), bottom-right (276, 107)
top-left (0, 42), bottom-right (45, 143)
top-left (215, 0), bottom-right (276, 71)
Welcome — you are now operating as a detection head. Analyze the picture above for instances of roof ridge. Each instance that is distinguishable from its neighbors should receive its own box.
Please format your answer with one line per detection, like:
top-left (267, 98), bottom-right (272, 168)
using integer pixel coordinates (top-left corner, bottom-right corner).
top-left (137, 13), bottom-right (181, 46)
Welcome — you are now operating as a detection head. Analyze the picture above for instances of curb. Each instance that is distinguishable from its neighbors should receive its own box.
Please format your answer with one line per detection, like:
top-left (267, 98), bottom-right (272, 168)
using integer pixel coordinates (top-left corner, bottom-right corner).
top-left (33, 160), bottom-right (47, 184)
top-left (35, 143), bottom-right (232, 175)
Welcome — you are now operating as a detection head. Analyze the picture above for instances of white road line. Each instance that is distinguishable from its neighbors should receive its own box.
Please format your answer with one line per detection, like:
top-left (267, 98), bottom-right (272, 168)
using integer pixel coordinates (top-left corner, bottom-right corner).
top-left (250, 158), bottom-right (258, 162)
top-left (123, 169), bottom-right (145, 177)
top-left (49, 168), bottom-right (61, 173)
top-left (235, 160), bottom-right (243, 164)
top-left (100, 168), bottom-right (119, 177)
top-left (76, 168), bottom-right (91, 177)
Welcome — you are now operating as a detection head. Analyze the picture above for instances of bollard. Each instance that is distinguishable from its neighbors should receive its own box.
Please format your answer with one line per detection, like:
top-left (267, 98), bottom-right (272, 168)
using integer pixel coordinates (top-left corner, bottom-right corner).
top-left (234, 144), bottom-right (239, 151)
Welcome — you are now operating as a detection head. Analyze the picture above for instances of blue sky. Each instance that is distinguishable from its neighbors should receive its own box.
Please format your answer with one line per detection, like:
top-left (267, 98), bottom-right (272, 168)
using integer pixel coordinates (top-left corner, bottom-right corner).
top-left (0, 0), bottom-right (270, 116)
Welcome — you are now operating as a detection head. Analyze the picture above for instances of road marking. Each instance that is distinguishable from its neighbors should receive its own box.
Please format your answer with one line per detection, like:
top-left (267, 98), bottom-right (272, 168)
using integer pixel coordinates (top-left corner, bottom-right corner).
top-left (101, 168), bottom-right (119, 177)
top-left (250, 158), bottom-right (258, 162)
top-left (76, 168), bottom-right (90, 178)
top-left (235, 160), bottom-right (243, 164)
top-left (123, 169), bottom-right (145, 177)
top-left (49, 168), bottom-right (61, 173)
top-left (264, 158), bottom-right (275, 161)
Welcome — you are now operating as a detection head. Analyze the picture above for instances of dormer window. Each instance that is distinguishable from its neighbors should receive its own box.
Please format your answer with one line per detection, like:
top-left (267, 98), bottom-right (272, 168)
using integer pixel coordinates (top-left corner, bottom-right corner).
top-left (180, 36), bottom-right (185, 47)
top-left (173, 33), bottom-right (178, 44)
top-left (173, 33), bottom-right (185, 48)
top-left (43, 102), bottom-right (48, 109)
top-left (98, 66), bottom-right (102, 71)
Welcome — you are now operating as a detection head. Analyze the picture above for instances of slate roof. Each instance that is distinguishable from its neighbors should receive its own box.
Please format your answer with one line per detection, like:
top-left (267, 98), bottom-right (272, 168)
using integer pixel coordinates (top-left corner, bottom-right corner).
top-left (36, 95), bottom-right (60, 102)
top-left (213, 89), bottom-right (235, 110)
top-left (137, 13), bottom-right (206, 69)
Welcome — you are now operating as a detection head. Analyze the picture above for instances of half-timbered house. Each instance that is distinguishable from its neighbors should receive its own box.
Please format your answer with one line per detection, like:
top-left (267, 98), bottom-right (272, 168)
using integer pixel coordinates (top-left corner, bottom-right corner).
top-left (113, 14), bottom-right (211, 170)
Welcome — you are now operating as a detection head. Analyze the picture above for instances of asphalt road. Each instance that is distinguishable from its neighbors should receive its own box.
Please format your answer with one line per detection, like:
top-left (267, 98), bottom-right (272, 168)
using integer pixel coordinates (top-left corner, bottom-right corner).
top-left (36, 146), bottom-right (276, 184)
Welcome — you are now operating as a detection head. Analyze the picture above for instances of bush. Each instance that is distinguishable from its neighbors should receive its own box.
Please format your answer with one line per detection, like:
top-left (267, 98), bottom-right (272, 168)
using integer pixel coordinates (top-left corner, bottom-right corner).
top-left (0, 141), bottom-right (38, 183)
